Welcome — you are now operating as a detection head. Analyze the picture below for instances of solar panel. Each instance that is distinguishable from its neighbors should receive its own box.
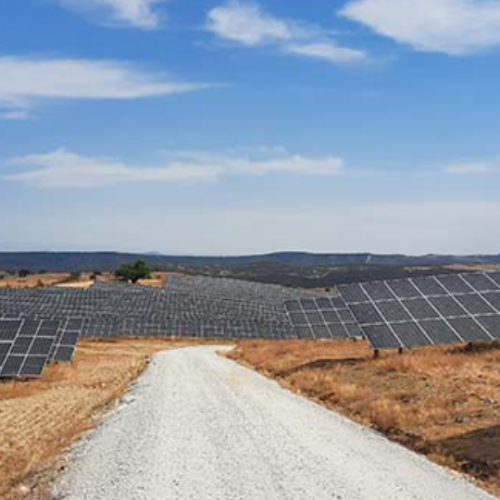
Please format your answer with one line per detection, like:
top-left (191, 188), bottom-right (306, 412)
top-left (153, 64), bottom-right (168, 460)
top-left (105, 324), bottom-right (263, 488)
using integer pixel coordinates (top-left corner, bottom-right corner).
top-left (50, 317), bottom-right (84, 362)
top-left (0, 318), bottom-right (60, 378)
top-left (339, 272), bottom-right (500, 351)
top-left (285, 295), bottom-right (362, 339)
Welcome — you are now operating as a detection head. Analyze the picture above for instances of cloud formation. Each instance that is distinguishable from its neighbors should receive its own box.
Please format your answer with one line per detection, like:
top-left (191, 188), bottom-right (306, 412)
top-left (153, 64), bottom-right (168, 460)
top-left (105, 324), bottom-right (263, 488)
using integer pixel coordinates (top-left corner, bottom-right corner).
top-left (59, 0), bottom-right (166, 29)
top-left (4, 149), bottom-right (345, 188)
top-left (342, 0), bottom-right (500, 55)
top-left (207, 1), bottom-right (366, 64)
top-left (0, 57), bottom-right (213, 119)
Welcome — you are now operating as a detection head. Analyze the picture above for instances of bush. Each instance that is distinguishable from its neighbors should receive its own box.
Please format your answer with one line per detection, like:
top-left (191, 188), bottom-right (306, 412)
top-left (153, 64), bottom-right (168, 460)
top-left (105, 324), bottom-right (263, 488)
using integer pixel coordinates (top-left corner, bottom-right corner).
top-left (115, 260), bottom-right (153, 284)
top-left (18, 269), bottom-right (31, 278)
top-left (68, 272), bottom-right (82, 282)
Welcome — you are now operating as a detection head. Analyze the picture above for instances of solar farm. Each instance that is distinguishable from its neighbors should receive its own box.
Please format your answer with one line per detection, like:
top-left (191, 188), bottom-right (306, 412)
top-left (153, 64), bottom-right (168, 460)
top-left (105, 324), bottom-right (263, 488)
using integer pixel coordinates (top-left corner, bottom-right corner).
top-left (1, 271), bottom-right (500, 380)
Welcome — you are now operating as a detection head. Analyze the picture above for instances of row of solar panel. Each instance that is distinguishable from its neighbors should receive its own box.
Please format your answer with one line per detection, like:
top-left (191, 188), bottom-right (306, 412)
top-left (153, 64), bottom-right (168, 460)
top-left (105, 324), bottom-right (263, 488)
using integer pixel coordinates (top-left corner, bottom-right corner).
top-left (0, 318), bottom-right (83, 378)
top-left (338, 273), bottom-right (500, 304)
top-left (347, 294), bottom-right (500, 324)
top-left (284, 297), bottom-right (363, 339)
top-left (338, 272), bottom-right (500, 350)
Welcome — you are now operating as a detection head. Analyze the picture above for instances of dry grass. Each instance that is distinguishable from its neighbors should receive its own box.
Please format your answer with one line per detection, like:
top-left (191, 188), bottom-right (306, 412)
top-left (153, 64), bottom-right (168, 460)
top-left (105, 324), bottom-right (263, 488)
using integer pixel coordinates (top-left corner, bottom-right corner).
top-left (228, 339), bottom-right (500, 495)
top-left (138, 272), bottom-right (181, 288)
top-left (0, 338), bottom-right (194, 500)
top-left (0, 273), bottom-right (71, 289)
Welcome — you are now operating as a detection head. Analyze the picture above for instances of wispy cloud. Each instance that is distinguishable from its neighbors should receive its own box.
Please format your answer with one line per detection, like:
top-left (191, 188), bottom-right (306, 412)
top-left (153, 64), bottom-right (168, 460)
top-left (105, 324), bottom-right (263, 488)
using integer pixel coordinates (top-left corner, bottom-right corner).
top-left (207, 1), bottom-right (367, 64)
top-left (4, 149), bottom-right (345, 188)
top-left (445, 160), bottom-right (500, 175)
top-left (58, 0), bottom-right (166, 29)
top-left (0, 56), bottom-right (214, 119)
top-left (285, 42), bottom-right (367, 64)
top-left (342, 0), bottom-right (500, 55)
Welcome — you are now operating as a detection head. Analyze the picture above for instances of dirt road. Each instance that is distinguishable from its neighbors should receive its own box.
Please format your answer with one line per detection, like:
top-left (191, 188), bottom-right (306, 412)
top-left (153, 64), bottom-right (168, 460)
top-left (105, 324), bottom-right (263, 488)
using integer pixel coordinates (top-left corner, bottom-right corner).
top-left (54, 346), bottom-right (497, 500)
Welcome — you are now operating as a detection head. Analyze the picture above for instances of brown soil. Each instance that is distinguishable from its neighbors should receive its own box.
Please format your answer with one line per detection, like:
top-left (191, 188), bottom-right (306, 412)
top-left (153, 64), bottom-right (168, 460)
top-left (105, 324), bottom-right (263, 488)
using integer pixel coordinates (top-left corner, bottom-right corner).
top-left (0, 338), bottom-right (195, 500)
top-left (227, 339), bottom-right (500, 496)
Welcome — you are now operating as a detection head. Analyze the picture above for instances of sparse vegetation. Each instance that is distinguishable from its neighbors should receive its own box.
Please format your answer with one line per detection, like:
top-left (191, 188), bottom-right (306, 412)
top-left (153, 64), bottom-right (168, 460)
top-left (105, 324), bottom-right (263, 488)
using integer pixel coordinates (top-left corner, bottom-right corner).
top-left (227, 340), bottom-right (500, 496)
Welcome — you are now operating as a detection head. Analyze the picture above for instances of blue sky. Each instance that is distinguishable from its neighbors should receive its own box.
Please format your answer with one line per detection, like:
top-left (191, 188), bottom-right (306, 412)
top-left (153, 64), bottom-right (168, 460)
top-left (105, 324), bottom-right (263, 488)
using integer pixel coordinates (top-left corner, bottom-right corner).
top-left (0, 0), bottom-right (499, 255)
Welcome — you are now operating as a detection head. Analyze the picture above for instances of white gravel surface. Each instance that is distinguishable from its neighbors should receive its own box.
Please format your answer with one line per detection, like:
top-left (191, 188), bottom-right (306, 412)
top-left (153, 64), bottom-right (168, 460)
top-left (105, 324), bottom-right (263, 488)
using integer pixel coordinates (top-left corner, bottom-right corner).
top-left (54, 346), bottom-right (498, 500)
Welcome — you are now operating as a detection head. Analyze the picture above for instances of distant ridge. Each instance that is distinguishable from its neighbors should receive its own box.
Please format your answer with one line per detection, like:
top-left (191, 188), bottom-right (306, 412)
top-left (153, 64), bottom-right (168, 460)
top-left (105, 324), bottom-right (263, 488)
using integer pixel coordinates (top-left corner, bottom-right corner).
top-left (0, 251), bottom-right (499, 273)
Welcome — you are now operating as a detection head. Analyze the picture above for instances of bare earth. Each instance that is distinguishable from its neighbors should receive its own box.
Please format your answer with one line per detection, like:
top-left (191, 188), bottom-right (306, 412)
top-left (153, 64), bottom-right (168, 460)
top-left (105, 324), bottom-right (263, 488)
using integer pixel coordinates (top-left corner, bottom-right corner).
top-left (54, 346), bottom-right (497, 500)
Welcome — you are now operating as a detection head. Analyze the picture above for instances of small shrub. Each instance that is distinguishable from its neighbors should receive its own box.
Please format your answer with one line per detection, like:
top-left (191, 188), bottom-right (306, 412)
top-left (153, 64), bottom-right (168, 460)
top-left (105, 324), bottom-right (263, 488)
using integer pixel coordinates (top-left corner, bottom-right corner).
top-left (68, 272), bottom-right (82, 282)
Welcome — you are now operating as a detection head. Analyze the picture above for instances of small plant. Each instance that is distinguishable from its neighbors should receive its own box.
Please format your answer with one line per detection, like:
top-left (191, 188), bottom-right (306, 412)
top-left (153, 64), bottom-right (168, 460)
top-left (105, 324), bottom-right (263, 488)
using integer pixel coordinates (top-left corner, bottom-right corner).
top-left (115, 260), bottom-right (153, 284)
top-left (18, 269), bottom-right (31, 278)
top-left (68, 272), bottom-right (82, 282)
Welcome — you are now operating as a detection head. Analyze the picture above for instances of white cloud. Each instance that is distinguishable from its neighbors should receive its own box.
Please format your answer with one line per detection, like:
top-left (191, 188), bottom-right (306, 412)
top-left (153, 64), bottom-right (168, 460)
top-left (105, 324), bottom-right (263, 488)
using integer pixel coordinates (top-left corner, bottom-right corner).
top-left (0, 57), bottom-right (213, 119)
top-left (445, 161), bottom-right (500, 175)
top-left (207, 1), bottom-right (294, 46)
top-left (4, 149), bottom-right (345, 188)
top-left (285, 42), bottom-right (366, 64)
top-left (59, 0), bottom-right (166, 29)
top-left (342, 0), bottom-right (500, 55)
top-left (207, 1), bottom-right (367, 64)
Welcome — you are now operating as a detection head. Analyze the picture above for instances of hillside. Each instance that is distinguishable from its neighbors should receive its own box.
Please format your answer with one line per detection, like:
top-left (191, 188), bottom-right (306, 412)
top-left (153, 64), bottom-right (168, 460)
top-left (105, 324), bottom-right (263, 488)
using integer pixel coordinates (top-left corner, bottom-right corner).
top-left (0, 251), bottom-right (499, 273)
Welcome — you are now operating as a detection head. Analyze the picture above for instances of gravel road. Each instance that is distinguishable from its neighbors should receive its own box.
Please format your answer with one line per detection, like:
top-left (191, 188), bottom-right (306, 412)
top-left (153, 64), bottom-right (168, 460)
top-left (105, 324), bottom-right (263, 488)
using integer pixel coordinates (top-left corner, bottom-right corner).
top-left (54, 346), bottom-right (498, 500)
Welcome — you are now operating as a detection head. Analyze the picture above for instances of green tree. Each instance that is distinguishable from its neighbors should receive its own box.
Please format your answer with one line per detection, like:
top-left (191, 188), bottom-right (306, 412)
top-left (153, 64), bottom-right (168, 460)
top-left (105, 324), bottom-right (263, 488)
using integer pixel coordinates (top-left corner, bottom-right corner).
top-left (115, 260), bottom-right (153, 284)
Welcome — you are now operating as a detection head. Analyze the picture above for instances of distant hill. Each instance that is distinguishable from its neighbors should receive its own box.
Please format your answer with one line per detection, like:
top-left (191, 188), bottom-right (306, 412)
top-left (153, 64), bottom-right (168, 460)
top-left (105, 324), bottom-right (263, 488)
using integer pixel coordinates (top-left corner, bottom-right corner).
top-left (0, 251), bottom-right (499, 273)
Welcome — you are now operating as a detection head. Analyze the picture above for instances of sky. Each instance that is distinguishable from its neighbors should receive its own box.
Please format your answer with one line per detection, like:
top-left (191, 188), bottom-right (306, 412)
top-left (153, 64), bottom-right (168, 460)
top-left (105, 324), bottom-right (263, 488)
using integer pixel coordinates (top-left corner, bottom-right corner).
top-left (0, 0), bottom-right (499, 256)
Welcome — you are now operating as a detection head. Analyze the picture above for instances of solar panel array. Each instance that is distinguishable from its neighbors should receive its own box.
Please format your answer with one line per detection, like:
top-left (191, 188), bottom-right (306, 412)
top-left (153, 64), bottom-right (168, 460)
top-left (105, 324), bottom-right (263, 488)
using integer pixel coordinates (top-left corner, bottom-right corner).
top-left (2, 271), bottom-right (500, 378)
top-left (167, 275), bottom-right (306, 304)
top-left (284, 296), bottom-right (362, 339)
top-left (0, 278), bottom-right (312, 345)
top-left (338, 272), bottom-right (500, 350)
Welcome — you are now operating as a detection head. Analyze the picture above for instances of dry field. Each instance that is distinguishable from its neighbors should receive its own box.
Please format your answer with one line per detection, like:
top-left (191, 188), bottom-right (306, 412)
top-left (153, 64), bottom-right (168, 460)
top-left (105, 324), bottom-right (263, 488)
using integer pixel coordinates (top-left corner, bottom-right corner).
top-left (0, 271), bottom-right (183, 290)
top-left (0, 338), bottom-right (196, 500)
top-left (0, 273), bottom-right (72, 289)
top-left (228, 339), bottom-right (500, 496)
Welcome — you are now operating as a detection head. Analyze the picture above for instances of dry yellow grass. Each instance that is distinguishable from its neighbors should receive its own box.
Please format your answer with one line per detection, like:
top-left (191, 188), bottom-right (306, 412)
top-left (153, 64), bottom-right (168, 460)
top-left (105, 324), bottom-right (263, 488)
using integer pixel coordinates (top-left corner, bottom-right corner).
top-left (228, 339), bottom-right (500, 495)
top-left (0, 338), bottom-right (193, 500)
top-left (0, 273), bottom-right (71, 289)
